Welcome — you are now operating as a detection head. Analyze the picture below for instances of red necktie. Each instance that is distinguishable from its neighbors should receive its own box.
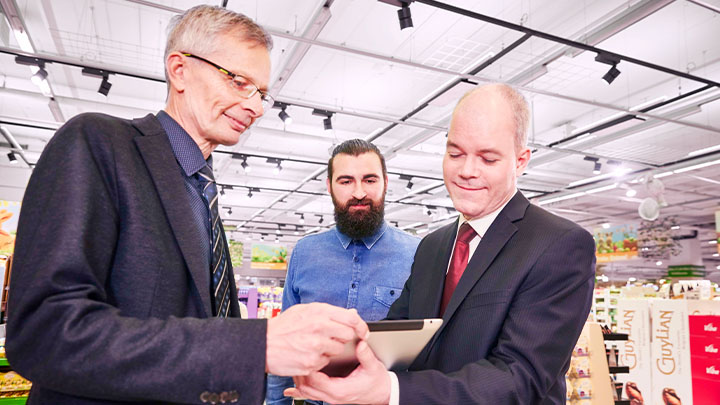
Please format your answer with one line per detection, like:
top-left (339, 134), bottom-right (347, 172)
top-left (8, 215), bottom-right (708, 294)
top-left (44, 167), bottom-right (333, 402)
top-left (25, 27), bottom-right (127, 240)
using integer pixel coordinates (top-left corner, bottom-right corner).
top-left (440, 223), bottom-right (477, 316)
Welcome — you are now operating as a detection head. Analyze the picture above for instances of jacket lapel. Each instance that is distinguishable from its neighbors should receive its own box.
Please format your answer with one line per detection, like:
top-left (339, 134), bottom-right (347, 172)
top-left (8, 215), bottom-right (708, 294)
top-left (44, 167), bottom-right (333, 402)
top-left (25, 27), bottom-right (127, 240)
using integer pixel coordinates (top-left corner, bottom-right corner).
top-left (434, 193), bottom-right (529, 344)
top-left (419, 222), bottom-right (458, 318)
top-left (131, 114), bottom-right (212, 318)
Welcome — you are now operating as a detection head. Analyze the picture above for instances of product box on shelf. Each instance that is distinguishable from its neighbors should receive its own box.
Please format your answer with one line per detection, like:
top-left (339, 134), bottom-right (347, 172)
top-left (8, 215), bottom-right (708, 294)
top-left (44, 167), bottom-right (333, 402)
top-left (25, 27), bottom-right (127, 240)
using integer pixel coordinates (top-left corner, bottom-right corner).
top-left (650, 299), bottom-right (693, 405)
top-left (616, 298), bottom-right (653, 405)
top-left (689, 314), bottom-right (720, 402)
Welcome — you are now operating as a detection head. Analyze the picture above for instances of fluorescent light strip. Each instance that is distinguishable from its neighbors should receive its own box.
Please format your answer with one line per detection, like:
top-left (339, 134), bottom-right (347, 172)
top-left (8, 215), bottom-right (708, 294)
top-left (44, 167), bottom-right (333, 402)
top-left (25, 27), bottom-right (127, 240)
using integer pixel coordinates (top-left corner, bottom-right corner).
top-left (673, 159), bottom-right (720, 173)
top-left (687, 144), bottom-right (720, 157)
top-left (653, 171), bottom-right (674, 178)
top-left (538, 192), bottom-right (586, 205)
top-left (585, 183), bottom-right (618, 194)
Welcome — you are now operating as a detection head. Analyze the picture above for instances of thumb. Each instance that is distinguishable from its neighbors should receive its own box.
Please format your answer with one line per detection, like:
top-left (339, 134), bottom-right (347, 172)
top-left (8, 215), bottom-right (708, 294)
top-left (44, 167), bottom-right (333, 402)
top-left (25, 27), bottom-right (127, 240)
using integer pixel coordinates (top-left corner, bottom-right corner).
top-left (356, 340), bottom-right (380, 368)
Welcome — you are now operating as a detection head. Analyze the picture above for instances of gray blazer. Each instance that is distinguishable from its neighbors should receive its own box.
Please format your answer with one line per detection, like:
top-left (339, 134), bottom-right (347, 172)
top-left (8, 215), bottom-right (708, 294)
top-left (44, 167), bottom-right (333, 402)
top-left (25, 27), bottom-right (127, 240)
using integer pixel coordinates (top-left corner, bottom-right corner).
top-left (7, 113), bottom-right (267, 404)
top-left (387, 192), bottom-right (596, 404)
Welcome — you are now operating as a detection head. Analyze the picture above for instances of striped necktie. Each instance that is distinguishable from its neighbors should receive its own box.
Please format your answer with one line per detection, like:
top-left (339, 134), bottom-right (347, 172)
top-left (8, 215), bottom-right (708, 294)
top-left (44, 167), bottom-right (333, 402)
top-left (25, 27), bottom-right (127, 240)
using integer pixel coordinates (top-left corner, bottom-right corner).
top-left (197, 164), bottom-right (232, 318)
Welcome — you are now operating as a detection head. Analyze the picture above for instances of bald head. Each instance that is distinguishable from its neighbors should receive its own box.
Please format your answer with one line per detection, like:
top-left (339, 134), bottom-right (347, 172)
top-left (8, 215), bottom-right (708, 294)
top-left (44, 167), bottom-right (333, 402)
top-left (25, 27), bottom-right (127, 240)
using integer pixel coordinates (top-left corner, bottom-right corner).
top-left (453, 83), bottom-right (530, 152)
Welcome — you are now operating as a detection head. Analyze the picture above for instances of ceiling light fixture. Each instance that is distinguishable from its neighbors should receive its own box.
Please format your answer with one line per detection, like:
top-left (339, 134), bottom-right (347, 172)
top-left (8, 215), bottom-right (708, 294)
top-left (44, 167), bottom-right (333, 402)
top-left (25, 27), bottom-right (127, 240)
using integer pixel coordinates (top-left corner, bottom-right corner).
top-left (247, 189), bottom-right (254, 198)
top-left (30, 67), bottom-right (48, 86)
top-left (298, 213), bottom-right (305, 224)
top-left (312, 109), bottom-right (334, 133)
top-left (317, 215), bottom-right (324, 224)
top-left (98, 75), bottom-right (112, 96)
top-left (397, 1), bottom-right (414, 30)
top-left (595, 53), bottom-right (622, 84)
top-left (274, 102), bottom-right (293, 125)
top-left (82, 67), bottom-right (113, 96)
top-left (7, 152), bottom-right (17, 164)
top-left (583, 156), bottom-right (602, 174)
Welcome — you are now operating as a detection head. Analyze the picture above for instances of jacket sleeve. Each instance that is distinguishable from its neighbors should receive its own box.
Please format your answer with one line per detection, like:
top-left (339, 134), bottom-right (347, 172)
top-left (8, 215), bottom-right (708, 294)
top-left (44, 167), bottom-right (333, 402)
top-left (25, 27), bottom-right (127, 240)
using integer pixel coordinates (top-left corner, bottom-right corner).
top-left (5, 116), bottom-right (267, 404)
top-left (396, 227), bottom-right (596, 404)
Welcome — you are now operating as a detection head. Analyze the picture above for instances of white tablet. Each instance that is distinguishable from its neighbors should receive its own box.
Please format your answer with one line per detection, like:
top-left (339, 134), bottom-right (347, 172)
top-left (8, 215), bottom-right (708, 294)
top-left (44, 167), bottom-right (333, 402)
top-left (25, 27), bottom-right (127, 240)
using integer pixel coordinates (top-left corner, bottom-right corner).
top-left (321, 318), bottom-right (443, 377)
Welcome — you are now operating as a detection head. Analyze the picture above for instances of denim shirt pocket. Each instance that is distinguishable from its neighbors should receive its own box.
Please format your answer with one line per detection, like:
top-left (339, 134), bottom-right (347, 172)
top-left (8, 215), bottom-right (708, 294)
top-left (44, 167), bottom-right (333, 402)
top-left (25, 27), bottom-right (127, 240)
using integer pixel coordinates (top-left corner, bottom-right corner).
top-left (370, 285), bottom-right (402, 320)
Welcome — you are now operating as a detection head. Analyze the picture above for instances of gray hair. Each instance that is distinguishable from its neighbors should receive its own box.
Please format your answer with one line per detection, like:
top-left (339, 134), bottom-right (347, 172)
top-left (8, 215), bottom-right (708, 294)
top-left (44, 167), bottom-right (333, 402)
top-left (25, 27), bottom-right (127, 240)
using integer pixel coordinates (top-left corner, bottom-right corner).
top-left (457, 83), bottom-right (530, 150)
top-left (164, 5), bottom-right (273, 88)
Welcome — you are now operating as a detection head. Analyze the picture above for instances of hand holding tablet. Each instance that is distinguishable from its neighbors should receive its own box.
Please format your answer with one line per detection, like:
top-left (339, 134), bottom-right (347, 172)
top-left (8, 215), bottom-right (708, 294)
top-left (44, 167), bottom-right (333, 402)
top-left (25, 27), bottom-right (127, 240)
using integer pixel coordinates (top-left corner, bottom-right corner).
top-left (320, 318), bottom-right (443, 377)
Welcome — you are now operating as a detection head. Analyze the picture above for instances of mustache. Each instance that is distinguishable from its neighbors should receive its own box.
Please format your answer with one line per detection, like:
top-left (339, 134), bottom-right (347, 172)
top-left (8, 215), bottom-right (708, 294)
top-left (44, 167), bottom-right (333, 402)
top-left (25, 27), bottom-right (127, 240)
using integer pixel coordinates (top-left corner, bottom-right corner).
top-left (346, 198), bottom-right (373, 207)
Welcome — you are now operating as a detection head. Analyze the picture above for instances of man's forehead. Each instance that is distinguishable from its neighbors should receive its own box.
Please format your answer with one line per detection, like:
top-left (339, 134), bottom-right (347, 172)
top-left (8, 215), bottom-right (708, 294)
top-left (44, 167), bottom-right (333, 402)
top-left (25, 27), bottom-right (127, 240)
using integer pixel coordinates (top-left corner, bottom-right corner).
top-left (332, 153), bottom-right (383, 174)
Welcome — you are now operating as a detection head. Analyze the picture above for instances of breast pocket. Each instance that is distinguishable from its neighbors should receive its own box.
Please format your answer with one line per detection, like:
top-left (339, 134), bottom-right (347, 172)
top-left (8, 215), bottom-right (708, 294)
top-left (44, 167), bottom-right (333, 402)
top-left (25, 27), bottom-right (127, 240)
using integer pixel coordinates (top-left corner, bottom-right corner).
top-left (462, 289), bottom-right (512, 309)
top-left (369, 285), bottom-right (402, 321)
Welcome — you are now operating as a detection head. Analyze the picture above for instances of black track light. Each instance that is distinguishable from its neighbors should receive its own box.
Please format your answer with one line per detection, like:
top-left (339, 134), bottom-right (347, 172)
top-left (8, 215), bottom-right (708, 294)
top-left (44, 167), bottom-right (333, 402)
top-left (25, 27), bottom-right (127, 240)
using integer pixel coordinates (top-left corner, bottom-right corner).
top-left (298, 213), bottom-right (305, 224)
top-left (593, 162), bottom-right (602, 174)
top-left (247, 189), bottom-right (253, 198)
top-left (594, 53), bottom-right (622, 85)
top-left (98, 75), bottom-right (112, 96)
top-left (7, 152), bottom-right (17, 164)
top-left (406, 180), bottom-right (413, 191)
top-left (278, 107), bottom-right (292, 125)
top-left (602, 65), bottom-right (621, 84)
top-left (397, 2), bottom-right (413, 30)
top-left (323, 116), bottom-right (332, 132)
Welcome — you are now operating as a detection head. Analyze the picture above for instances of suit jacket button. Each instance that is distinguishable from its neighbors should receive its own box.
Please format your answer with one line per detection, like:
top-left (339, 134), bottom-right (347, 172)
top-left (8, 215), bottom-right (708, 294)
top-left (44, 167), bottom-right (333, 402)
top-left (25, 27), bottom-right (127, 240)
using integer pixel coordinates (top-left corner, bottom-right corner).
top-left (207, 393), bottom-right (219, 404)
top-left (200, 391), bottom-right (211, 403)
top-left (219, 391), bottom-right (230, 403)
top-left (229, 390), bottom-right (239, 402)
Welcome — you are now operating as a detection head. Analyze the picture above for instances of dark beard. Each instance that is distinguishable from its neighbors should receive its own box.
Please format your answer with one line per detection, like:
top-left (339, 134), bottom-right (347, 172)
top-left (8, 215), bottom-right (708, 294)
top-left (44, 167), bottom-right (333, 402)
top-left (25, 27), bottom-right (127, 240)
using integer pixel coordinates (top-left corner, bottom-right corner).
top-left (332, 196), bottom-right (385, 239)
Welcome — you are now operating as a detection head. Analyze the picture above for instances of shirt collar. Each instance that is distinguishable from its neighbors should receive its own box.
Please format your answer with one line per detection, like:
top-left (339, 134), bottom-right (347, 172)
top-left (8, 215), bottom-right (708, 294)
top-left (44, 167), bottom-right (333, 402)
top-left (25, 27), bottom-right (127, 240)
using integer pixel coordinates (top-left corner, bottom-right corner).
top-left (457, 189), bottom-right (516, 239)
top-left (156, 110), bottom-right (208, 176)
top-left (335, 221), bottom-right (389, 250)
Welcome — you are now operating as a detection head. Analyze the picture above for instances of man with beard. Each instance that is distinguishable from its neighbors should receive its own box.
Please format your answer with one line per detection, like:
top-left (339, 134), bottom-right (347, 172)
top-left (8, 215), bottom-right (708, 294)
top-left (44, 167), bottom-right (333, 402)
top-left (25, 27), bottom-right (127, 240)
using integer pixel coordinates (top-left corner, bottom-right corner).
top-left (266, 139), bottom-right (420, 405)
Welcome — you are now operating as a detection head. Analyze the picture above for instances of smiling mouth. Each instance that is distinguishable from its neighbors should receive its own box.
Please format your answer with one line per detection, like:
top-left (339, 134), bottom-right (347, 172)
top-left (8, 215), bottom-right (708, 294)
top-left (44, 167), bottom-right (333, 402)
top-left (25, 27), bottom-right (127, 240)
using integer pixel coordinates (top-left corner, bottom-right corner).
top-left (455, 183), bottom-right (484, 191)
top-left (224, 113), bottom-right (248, 131)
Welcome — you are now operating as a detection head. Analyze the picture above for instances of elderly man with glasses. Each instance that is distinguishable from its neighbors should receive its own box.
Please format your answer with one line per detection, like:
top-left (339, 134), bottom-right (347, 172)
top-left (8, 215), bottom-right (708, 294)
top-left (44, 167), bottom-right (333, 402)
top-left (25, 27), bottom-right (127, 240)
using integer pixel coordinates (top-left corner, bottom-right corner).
top-left (6, 5), bottom-right (367, 405)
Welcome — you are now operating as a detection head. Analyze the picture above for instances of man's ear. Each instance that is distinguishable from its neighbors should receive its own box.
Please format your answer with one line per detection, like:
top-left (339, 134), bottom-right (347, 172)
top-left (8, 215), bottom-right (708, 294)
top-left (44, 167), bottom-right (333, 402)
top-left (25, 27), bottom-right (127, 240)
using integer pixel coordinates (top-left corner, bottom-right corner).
top-left (326, 177), bottom-right (332, 195)
top-left (166, 52), bottom-right (188, 93)
top-left (515, 147), bottom-right (532, 176)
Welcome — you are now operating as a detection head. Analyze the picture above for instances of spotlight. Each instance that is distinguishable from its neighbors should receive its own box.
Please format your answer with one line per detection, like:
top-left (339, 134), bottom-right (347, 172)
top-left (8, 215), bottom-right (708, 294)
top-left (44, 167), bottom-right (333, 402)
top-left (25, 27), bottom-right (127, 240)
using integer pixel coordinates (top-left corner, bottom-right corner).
top-left (594, 53), bottom-right (622, 84)
top-left (241, 158), bottom-right (250, 173)
top-left (583, 156), bottom-right (602, 174)
top-left (298, 213), bottom-right (305, 224)
top-left (220, 187), bottom-right (225, 196)
top-left (602, 65), bottom-right (621, 84)
top-left (30, 67), bottom-right (48, 86)
top-left (312, 109), bottom-right (334, 133)
top-left (397, 2), bottom-right (414, 30)
top-left (317, 215), bottom-right (324, 224)
top-left (7, 152), bottom-right (17, 164)
top-left (294, 226), bottom-right (300, 236)
top-left (227, 207), bottom-right (232, 215)
top-left (278, 107), bottom-right (292, 125)
top-left (602, 222), bottom-right (610, 229)
top-left (247, 189), bottom-right (253, 198)
top-left (625, 188), bottom-right (637, 197)
top-left (98, 75), bottom-right (112, 96)
top-left (274, 161), bottom-right (282, 175)
top-left (405, 180), bottom-right (413, 191)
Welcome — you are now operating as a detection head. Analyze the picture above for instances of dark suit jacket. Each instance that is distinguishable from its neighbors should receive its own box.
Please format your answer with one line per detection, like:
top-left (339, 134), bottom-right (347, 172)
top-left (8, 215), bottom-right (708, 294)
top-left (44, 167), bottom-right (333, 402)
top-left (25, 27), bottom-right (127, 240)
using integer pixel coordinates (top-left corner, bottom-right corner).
top-left (6, 113), bottom-right (267, 404)
top-left (386, 192), bottom-right (595, 404)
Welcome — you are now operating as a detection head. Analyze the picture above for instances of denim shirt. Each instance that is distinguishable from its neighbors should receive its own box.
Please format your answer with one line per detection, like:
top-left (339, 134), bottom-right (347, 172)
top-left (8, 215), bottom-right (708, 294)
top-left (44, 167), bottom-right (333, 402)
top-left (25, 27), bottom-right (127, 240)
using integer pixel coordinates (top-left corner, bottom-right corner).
top-left (266, 222), bottom-right (420, 405)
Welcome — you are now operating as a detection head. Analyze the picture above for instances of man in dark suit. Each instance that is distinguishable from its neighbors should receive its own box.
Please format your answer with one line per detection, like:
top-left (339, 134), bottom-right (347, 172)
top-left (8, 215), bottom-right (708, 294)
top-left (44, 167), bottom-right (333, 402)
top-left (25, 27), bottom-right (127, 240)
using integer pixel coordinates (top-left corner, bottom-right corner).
top-left (285, 83), bottom-right (596, 404)
top-left (5, 5), bottom-right (366, 404)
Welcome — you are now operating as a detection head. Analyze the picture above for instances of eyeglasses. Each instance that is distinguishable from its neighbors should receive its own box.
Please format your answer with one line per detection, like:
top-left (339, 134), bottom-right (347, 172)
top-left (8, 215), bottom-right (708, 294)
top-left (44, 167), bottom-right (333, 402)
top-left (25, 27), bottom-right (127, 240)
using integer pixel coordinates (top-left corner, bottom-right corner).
top-left (183, 53), bottom-right (274, 111)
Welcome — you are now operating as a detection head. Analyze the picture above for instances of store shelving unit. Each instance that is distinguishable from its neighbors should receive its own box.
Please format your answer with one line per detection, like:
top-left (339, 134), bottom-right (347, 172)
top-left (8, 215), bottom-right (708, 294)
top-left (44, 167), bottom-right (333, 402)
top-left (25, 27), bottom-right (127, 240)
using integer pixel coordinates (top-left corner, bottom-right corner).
top-left (0, 357), bottom-right (28, 404)
top-left (590, 288), bottom-right (621, 330)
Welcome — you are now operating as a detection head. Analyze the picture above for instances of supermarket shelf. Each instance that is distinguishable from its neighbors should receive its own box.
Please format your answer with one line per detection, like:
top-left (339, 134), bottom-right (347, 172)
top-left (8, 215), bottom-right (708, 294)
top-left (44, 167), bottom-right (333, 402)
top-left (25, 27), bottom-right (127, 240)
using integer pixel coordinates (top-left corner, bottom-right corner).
top-left (0, 398), bottom-right (27, 404)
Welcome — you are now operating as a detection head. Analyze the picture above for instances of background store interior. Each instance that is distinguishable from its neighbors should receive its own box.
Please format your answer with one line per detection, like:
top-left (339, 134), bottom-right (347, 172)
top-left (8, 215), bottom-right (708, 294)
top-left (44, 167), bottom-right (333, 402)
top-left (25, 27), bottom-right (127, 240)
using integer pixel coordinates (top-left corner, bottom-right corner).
top-left (1, 0), bottom-right (720, 289)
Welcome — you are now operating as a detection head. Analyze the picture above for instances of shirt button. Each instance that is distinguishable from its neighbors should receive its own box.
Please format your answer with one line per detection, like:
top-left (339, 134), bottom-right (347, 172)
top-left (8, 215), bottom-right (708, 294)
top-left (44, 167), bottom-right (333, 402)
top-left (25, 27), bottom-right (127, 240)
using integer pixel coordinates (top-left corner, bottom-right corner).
top-left (351, 283), bottom-right (356, 289)
top-left (390, 290), bottom-right (395, 296)
top-left (353, 256), bottom-right (359, 262)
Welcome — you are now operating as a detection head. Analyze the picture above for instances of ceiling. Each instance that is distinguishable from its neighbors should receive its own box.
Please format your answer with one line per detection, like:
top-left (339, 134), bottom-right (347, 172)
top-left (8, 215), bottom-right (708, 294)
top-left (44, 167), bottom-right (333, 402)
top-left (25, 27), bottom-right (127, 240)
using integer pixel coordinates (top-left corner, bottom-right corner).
top-left (1, 0), bottom-right (719, 280)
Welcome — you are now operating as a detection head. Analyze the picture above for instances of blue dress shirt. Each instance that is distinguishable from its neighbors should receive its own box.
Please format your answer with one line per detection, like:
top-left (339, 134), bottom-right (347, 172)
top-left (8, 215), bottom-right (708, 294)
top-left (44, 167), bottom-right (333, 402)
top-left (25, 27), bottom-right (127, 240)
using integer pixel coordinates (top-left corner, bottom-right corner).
top-left (266, 221), bottom-right (420, 405)
top-left (156, 110), bottom-right (212, 268)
